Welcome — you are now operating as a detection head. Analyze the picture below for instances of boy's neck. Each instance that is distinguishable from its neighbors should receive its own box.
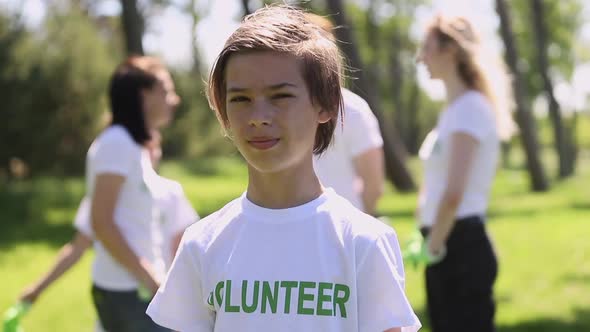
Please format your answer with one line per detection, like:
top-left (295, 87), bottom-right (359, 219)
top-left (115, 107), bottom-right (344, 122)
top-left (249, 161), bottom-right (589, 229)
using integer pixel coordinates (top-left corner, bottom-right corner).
top-left (246, 162), bottom-right (324, 209)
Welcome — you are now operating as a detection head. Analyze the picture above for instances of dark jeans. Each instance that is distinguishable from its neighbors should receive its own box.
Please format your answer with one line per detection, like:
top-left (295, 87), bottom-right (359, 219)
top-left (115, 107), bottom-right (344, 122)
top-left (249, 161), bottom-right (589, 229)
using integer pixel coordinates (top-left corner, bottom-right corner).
top-left (421, 216), bottom-right (498, 332)
top-left (92, 284), bottom-right (170, 332)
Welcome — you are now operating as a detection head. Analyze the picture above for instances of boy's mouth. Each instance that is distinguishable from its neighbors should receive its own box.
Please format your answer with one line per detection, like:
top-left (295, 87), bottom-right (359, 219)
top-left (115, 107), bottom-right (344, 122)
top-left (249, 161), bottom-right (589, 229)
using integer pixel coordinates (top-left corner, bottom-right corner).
top-left (248, 137), bottom-right (280, 150)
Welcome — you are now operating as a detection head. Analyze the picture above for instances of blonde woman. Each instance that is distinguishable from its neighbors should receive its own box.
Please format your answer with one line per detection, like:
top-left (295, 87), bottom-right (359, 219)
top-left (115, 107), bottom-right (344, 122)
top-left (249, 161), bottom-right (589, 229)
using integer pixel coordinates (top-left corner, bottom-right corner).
top-left (416, 15), bottom-right (515, 332)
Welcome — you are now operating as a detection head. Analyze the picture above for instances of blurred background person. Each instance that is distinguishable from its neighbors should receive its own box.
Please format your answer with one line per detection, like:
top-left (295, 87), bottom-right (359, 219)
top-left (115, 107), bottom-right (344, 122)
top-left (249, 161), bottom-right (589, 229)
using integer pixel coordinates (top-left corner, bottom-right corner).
top-left (306, 13), bottom-right (386, 216)
top-left (18, 130), bottom-right (198, 331)
top-left (87, 56), bottom-right (179, 332)
top-left (415, 14), bottom-right (516, 332)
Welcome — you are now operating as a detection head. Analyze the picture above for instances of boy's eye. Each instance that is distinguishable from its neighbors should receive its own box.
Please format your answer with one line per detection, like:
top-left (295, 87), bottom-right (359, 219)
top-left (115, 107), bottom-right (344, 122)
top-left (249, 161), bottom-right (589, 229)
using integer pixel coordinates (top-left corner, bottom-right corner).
top-left (229, 96), bottom-right (249, 103)
top-left (272, 93), bottom-right (294, 100)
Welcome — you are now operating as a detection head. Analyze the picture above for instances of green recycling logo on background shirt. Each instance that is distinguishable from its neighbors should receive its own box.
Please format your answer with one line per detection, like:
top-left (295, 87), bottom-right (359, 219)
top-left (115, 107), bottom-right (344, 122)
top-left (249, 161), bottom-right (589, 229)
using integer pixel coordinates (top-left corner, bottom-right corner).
top-left (208, 280), bottom-right (350, 318)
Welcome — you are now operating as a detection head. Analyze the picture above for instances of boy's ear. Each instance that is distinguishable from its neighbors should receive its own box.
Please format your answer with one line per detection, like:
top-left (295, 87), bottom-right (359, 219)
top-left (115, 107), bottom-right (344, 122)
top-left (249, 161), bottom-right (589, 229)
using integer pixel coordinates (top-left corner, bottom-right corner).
top-left (318, 109), bottom-right (332, 124)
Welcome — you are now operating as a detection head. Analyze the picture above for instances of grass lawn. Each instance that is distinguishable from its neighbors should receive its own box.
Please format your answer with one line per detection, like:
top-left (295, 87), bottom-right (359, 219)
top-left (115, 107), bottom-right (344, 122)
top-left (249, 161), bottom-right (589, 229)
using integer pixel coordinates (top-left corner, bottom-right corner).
top-left (1, 151), bottom-right (589, 331)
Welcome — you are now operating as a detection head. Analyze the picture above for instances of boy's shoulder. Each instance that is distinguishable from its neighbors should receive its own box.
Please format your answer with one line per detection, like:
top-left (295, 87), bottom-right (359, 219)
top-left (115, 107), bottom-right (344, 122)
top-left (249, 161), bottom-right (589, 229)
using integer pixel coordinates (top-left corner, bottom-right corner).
top-left (182, 195), bottom-right (244, 247)
top-left (323, 190), bottom-right (396, 241)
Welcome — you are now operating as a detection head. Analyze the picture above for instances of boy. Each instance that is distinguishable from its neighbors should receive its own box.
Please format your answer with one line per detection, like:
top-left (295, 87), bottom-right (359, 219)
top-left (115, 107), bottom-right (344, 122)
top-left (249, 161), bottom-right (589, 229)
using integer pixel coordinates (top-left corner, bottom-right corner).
top-left (147, 5), bottom-right (420, 332)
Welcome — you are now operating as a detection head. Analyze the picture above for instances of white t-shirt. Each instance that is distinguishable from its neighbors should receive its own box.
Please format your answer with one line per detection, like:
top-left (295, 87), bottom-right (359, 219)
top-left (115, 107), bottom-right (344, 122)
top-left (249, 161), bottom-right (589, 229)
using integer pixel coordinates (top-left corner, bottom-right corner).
top-left (313, 88), bottom-right (384, 211)
top-left (86, 125), bottom-right (166, 290)
top-left (418, 91), bottom-right (499, 227)
top-left (73, 197), bottom-right (92, 238)
top-left (147, 189), bottom-right (421, 332)
top-left (74, 177), bottom-right (199, 267)
top-left (153, 177), bottom-right (200, 266)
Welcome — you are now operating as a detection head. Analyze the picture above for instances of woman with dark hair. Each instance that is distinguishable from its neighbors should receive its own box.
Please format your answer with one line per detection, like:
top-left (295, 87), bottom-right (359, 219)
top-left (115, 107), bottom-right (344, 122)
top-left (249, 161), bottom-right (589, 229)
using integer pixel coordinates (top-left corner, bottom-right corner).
top-left (87, 56), bottom-right (180, 331)
top-left (415, 15), bottom-right (516, 332)
top-left (17, 130), bottom-right (198, 332)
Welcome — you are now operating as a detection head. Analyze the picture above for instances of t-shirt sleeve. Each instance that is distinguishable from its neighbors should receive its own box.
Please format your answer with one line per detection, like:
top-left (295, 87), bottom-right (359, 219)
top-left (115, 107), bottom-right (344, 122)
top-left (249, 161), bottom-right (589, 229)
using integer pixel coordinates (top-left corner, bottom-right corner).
top-left (169, 190), bottom-right (200, 236)
top-left (343, 98), bottom-right (384, 158)
top-left (147, 234), bottom-right (215, 331)
top-left (357, 231), bottom-right (421, 332)
top-left (92, 128), bottom-right (137, 176)
top-left (447, 95), bottom-right (495, 142)
top-left (73, 197), bottom-right (93, 238)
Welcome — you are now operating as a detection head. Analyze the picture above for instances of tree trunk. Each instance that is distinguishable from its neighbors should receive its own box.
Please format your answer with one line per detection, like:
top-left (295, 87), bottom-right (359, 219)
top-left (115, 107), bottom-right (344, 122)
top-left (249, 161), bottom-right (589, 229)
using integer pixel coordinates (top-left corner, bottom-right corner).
top-left (189, 0), bottom-right (203, 78)
top-left (568, 112), bottom-right (579, 170)
top-left (496, 0), bottom-right (549, 191)
top-left (530, 0), bottom-right (574, 178)
top-left (406, 79), bottom-right (421, 154)
top-left (241, 0), bottom-right (251, 16)
top-left (388, 28), bottom-right (406, 149)
top-left (326, 0), bottom-right (416, 191)
top-left (120, 0), bottom-right (144, 55)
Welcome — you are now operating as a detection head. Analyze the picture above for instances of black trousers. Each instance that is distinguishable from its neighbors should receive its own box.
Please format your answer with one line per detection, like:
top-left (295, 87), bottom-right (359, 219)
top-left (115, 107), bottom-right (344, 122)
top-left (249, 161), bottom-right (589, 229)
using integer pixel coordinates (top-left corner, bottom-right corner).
top-left (421, 216), bottom-right (498, 332)
top-left (92, 284), bottom-right (171, 332)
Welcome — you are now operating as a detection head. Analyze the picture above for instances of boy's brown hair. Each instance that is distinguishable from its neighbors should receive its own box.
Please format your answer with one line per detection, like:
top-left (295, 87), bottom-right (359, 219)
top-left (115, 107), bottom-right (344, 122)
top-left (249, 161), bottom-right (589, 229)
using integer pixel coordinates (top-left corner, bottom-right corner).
top-left (207, 5), bottom-right (343, 154)
top-left (303, 12), bottom-right (336, 39)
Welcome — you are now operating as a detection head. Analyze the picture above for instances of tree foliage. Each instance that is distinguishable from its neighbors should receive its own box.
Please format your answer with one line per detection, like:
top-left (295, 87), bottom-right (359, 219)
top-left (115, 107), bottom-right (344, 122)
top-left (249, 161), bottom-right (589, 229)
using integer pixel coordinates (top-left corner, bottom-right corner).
top-left (0, 8), bottom-right (118, 176)
top-left (1, 0), bottom-right (586, 185)
top-left (511, 0), bottom-right (585, 99)
top-left (344, 0), bottom-right (438, 153)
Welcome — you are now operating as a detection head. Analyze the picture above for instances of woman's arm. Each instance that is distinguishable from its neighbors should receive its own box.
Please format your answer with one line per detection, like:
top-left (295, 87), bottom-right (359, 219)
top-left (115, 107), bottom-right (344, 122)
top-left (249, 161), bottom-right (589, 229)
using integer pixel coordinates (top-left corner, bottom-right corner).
top-left (91, 174), bottom-right (159, 293)
top-left (427, 132), bottom-right (479, 255)
top-left (353, 147), bottom-right (385, 216)
top-left (20, 232), bottom-right (93, 303)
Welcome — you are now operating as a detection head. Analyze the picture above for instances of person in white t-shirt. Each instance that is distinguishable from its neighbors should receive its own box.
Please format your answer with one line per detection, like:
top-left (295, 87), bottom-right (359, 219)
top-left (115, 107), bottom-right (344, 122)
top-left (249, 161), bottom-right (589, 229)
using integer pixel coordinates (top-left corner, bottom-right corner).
top-left (314, 88), bottom-right (385, 213)
top-left (87, 56), bottom-right (182, 332)
top-left (147, 6), bottom-right (421, 332)
top-left (415, 15), bottom-right (516, 332)
top-left (18, 131), bottom-right (198, 332)
top-left (306, 13), bottom-right (385, 215)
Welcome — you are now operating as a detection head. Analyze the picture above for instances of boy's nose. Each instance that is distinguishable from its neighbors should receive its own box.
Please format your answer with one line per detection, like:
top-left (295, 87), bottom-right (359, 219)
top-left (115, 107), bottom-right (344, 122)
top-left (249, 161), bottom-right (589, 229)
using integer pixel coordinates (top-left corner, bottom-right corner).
top-left (248, 100), bottom-right (272, 127)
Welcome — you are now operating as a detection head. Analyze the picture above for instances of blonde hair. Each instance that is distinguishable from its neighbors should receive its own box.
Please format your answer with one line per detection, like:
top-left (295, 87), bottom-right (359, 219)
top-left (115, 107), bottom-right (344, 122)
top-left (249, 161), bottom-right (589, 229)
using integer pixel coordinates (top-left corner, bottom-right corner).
top-left (427, 15), bottom-right (517, 140)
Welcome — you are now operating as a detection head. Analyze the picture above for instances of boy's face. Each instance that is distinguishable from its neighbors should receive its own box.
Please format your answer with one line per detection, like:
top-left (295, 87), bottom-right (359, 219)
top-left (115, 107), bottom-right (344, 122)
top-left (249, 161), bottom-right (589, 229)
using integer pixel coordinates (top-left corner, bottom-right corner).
top-left (224, 51), bottom-right (331, 174)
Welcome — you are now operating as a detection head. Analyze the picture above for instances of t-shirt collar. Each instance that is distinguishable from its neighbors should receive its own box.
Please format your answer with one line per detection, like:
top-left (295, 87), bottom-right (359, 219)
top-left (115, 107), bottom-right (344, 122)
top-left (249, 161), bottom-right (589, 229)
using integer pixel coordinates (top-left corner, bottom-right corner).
top-left (239, 188), bottom-right (334, 224)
